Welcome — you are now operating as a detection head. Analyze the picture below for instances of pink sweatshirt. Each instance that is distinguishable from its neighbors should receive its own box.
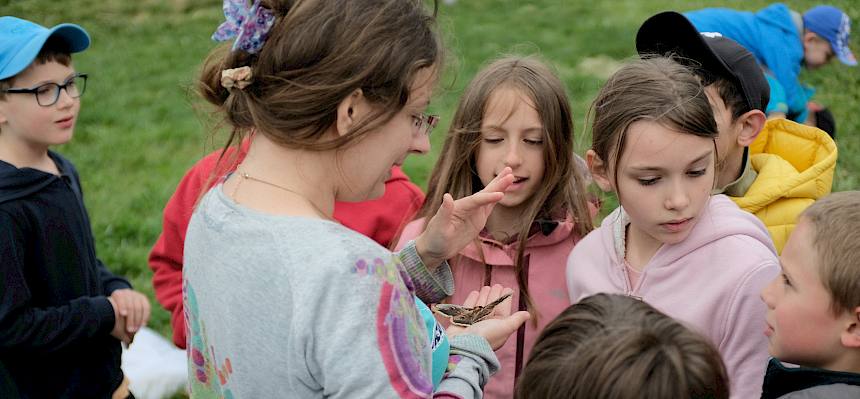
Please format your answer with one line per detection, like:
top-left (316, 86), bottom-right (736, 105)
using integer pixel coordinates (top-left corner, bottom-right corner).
top-left (566, 195), bottom-right (779, 399)
top-left (398, 216), bottom-right (583, 398)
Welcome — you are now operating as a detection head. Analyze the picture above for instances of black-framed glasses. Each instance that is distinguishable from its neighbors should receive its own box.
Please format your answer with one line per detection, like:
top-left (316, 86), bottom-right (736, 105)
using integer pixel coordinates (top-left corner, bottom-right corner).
top-left (3, 73), bottom-right (88, 107)
top-left (412, 112), bottom-right (440, 136)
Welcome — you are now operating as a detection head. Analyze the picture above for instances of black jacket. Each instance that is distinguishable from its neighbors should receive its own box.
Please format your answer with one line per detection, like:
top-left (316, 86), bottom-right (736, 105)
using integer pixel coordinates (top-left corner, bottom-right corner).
top-left (0, 152), bottom-right (130, 398)
top-left (762, 357), bottom-right (860, 399)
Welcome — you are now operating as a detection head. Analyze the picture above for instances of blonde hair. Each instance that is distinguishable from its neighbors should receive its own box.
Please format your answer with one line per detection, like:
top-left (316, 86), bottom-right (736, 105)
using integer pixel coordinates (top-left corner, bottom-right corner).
top-left (413, 56), bottom-right (594, 323)
top-left (800, 191), bottom-right (860, 315)
top-left (516, 294), bottom-right (729, 399)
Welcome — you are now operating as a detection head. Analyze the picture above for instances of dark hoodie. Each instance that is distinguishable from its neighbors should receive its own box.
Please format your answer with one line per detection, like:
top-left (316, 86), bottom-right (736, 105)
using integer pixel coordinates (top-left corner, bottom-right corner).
top-left (762, 357), bottom-right (860, 398)
top-left (0, 151), bottom-right (129, 398)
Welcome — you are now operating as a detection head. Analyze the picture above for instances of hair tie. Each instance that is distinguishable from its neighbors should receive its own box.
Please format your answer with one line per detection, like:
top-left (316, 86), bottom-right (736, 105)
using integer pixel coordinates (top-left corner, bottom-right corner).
top-left (221, 66), bottom-right (253, 90)
top-left (211, 0), bottom-right (275, 54)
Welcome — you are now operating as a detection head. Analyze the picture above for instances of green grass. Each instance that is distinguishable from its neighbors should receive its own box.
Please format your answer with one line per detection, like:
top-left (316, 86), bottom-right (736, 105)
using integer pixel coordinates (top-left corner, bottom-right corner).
top-left (2, 0), bottom-right (857, 343)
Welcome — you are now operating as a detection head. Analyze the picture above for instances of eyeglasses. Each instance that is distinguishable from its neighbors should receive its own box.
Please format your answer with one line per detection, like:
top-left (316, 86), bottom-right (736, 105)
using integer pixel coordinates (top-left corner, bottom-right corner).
top-left (412, 113), bottom-right (440, 136)
top-left (3, 73), bottom-right (88, 107)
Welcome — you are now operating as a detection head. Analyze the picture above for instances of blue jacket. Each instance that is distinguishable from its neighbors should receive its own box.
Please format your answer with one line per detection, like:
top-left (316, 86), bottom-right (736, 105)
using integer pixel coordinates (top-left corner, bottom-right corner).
top-left (686, 3), bottom-right (809, 120)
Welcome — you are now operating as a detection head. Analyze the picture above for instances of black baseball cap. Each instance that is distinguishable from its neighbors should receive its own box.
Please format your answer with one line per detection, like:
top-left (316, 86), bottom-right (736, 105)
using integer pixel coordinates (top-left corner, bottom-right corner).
top-left (635, 11), bottom-right (769, 112)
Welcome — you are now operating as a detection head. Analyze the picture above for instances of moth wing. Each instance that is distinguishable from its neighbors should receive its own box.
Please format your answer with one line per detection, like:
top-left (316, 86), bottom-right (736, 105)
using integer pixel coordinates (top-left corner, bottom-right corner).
top-left (432, 303), bottom-right (468, 318)
top-left (484, 292), bottom-right (512, 309)
top-left (471, 293), bottom-right (513, 324)
top-left (451, 313), bottom-right (474, 327)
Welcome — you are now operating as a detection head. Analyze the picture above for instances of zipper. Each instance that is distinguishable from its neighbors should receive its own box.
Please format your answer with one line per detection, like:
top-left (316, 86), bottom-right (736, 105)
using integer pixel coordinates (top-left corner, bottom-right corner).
top-left (621, 261), bottom-right (643, 301)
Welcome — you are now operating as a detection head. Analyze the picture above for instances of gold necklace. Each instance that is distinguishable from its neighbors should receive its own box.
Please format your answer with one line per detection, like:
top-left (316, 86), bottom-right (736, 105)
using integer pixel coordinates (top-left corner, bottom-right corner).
top-left (233, 170), bottom-right (334, 221)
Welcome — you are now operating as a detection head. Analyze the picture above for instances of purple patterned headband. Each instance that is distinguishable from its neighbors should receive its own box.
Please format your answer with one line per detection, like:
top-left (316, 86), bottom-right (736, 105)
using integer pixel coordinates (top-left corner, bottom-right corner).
top-left (211, 0), bottom-right (275, 54)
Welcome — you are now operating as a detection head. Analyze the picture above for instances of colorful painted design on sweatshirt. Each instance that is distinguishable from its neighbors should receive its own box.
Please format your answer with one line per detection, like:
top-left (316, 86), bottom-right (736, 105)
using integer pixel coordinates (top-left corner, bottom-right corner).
top-left (445, 355), bottom-right (463, 376)
top-left (353, 256), bottom-right (433, 397)
top-left (185, 281), bottom-right (236, 399)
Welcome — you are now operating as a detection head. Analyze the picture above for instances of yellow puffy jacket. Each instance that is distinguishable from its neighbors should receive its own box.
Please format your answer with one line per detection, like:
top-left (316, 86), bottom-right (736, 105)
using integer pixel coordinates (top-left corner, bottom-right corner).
top-left (730, 119), bottom-right (837, 253)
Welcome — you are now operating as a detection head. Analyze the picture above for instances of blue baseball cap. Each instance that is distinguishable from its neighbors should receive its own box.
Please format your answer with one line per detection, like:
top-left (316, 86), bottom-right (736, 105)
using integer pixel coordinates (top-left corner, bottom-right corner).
top-left (0, 16), bottom-right (91, 80)
top-left (803, 6), bottom-right (856, 66)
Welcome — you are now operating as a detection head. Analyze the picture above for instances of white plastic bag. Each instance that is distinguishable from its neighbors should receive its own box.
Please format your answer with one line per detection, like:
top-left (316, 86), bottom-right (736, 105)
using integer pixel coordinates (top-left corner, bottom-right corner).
top-left (121, 327), bottom-right (187, 399)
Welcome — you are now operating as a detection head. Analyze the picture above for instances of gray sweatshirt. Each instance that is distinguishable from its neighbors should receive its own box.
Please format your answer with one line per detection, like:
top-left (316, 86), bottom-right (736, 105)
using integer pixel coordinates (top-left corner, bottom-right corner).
top-left (184, 186), bottom-right (499, 398)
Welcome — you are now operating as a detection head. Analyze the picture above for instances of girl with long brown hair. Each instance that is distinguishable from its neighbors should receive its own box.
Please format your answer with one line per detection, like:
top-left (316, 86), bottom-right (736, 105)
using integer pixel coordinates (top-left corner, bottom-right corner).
top-left (397, 55), bottom-right (595, 397)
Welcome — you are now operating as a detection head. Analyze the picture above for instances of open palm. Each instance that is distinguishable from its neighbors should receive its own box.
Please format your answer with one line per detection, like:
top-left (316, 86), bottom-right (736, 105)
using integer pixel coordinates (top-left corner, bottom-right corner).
top-left (416, 167), bottom-right (514, 267)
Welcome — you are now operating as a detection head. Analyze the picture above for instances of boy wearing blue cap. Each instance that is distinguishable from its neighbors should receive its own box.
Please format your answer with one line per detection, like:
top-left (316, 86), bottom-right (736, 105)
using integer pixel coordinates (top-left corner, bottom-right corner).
top-left (684, 4), bottom-right (856, 126)
top-left (0, 16), bottom-right (149, 398)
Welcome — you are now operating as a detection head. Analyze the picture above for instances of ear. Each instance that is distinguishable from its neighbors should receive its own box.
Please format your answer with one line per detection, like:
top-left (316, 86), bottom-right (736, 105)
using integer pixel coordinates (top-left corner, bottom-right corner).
top-left (841, 306), bottom-right (860, 349)
top-left (335, 89), bottom-right (366, 138)
top-left (802, 31), bottom-right (823, 48)
top-left (736, 109), bottom-right (767, 147)
top-left (586, 149), bottom-right (613, 193)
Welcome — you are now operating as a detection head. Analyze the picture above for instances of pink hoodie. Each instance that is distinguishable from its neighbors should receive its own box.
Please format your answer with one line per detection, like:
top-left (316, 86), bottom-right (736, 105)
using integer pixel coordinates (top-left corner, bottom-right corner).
top-left (398, 216), bottom-right (583, 398)
top-left (566, 195), bottom-right (779, 399)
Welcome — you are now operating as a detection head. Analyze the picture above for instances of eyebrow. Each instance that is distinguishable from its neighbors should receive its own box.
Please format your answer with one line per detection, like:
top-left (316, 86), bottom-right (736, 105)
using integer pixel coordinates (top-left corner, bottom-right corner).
top-left (482, 125), bottom-right (543, 134)
top-left (629, 150), bottom-right (712, 172)
top-left (28, 73), bottom-right (77, 88)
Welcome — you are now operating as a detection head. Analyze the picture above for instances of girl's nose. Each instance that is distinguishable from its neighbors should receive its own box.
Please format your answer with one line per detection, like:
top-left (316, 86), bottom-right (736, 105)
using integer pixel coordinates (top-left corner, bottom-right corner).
top-left (664, 180), bottom-right (690, 210)
top-left (503, 144), bottom-right (523, 168)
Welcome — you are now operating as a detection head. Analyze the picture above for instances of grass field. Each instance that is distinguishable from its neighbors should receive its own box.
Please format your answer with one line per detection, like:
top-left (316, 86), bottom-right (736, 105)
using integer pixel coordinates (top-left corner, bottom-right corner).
top-left (2, 0), bottom-right (857, 342)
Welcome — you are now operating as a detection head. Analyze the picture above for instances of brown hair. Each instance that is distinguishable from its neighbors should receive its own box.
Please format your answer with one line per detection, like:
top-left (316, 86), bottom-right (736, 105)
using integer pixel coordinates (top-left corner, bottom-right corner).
top-left (0, 37), bottom-right (72, 99)
top-left (589, 56), bottom-right (718, 192)
top-left (412, 56), bottom-right (594, 323)
top-left (800, 191), bottom-right (860, 315)
top-left (699, 72), bottom-right (749, 121)
top-left (198, 0), bottom-right (442, 157)
top-left (516, 293), bottom-right (729, 399)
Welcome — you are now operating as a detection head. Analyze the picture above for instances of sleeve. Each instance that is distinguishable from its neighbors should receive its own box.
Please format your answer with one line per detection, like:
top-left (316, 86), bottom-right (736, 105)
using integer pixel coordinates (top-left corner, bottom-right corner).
top-left (764, 73), bottom-right (789, 116)
top-left (397, 240), bottom-right (454, 304)
top-left (566, 244), bottom-right (584, 303)
top-left (434, 335), bottom-right (499, 398)
top-left (719, 260), bottom-right (779, 399)
top-left (149, 149), bottom-right (227, 349)
top-left (297, 251), bottom-right (493, 399)
top-left (0, 210), bottom-right (116, 354)
top-left (97, 259), bottom-right (133, 294)
top-left (764, 50), bottom-right (809, 120)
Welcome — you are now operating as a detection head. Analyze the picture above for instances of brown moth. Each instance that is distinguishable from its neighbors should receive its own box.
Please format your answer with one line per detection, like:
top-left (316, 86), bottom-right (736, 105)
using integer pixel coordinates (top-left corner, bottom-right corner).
top-left (431, 293), bottom-right (512, 327)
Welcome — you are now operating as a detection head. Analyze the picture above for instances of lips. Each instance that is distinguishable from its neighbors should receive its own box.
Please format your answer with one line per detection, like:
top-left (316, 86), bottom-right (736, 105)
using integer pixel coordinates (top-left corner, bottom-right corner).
top-left (55, 116), bottom-right (74, 128)
top-left (660, 218), bottom-right (691, 233)
top-left (506, 175), bottom-right (528, 191)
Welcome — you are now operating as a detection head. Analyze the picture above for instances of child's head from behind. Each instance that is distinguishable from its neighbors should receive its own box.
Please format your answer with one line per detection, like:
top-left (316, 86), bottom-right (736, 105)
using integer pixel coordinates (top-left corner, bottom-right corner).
top-left (761, 191), bottom-right (860, 372)
top-left (0, 17), bottom-right (90, 145)
top-left (199, 0), bottom-right (442, 201)
top-left (802, 6), bottom-right (856, 69)
top-left (516, 293), bottom-right (729, 399)
top-left (587, 57), bottom-right (717, 246)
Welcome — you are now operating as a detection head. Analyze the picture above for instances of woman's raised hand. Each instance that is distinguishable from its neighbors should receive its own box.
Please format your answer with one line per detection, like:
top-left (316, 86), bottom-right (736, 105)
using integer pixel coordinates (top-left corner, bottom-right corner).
top-left (415, 167), bottom-right (514, 268)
